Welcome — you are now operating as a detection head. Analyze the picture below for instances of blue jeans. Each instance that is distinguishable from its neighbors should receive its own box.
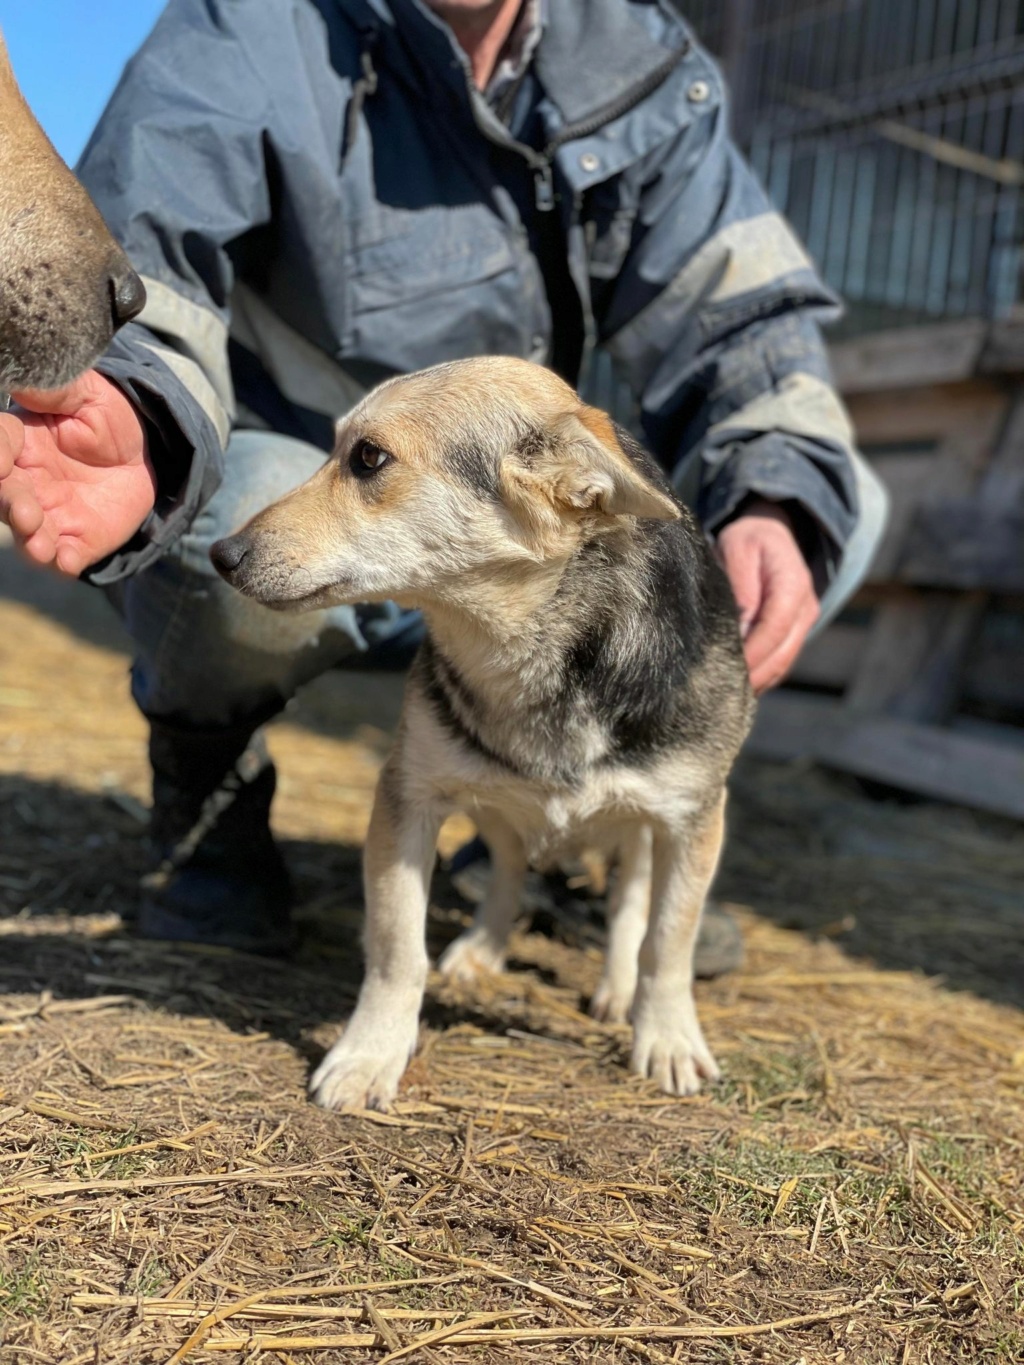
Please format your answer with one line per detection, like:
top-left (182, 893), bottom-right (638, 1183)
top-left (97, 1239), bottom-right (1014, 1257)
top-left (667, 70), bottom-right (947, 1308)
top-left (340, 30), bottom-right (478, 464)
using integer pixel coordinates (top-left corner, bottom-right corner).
top-left (110, 428), bottom-right (888, 728)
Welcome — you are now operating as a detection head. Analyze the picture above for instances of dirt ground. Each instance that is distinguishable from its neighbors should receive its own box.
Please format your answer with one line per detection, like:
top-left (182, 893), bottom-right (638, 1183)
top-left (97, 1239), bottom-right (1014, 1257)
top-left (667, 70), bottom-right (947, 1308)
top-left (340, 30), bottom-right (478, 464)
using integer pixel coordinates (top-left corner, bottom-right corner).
top-left (1, 536), bottom-right (1022, 1364)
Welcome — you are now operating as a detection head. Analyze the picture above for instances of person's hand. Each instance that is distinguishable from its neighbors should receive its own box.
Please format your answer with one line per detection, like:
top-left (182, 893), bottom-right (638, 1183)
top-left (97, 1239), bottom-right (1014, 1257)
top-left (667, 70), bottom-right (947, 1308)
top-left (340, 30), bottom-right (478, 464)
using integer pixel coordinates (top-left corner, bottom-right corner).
top-left (717, 499), bottom-right (819, 694)
top-left (0, 370), bottom-right (155, 576)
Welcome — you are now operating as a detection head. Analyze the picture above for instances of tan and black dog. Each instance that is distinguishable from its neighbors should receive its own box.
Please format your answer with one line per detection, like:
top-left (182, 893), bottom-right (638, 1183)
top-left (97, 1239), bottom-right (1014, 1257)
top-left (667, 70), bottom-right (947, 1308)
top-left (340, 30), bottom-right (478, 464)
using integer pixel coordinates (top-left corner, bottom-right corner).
top-left (212, 356), bottom-right (755, 1110)
top-left (0, 29), bottom-right (144, 390)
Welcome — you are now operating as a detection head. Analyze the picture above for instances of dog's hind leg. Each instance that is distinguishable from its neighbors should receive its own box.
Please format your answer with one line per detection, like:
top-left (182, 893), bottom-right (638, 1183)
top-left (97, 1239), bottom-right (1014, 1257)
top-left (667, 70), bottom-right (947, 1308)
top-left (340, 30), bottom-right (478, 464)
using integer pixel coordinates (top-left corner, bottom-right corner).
top-left (310, 756), bottom-right (442, 1112)
top-left (437, 811), bottom-right (526, 983)
top-left (590, 823), bottom-right (652, 1024)
top-left (629, 792), bottom-right (726, 1096)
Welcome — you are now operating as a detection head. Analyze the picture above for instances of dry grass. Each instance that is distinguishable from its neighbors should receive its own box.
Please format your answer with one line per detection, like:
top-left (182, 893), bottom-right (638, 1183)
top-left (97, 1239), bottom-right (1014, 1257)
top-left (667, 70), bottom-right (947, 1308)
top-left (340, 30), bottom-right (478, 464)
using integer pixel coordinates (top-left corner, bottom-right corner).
top-left (0, 544), bottom-right (1022, 1364)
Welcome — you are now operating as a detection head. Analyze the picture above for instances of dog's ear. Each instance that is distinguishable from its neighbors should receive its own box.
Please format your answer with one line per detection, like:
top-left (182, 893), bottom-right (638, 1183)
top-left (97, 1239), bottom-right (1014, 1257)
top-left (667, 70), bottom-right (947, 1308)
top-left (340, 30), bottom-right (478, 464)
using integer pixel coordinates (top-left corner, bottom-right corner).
top-left (551, 406), bottom-right (681, 521)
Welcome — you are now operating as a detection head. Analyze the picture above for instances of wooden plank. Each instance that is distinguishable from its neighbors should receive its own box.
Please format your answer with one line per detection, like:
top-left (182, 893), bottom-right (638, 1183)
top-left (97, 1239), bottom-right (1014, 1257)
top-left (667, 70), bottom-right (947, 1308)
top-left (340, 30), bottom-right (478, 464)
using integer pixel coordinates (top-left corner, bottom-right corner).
top-left (864, 453), bottom-right (942, 581)
top-left (898, 503), bottom-right (1024, 592)
top-left (979, 311), bottom-right (1024, 375)
top-left (789, 622), bottom-right (866, 689)
top-left (846, 381), bottom-right (1008, 721)
top-left (746, 693), bottom-right (1024, 820)
top-left (847, 382), bottom-right (1005, 445)
top-left (961, 631), bottom-right (1024, 714)
top-left (831, 320), bottom-right (986, 394)
top-left (843, 590), bottom-right (984, 721)
top-left (977, 394), bottom-right (1024, 510)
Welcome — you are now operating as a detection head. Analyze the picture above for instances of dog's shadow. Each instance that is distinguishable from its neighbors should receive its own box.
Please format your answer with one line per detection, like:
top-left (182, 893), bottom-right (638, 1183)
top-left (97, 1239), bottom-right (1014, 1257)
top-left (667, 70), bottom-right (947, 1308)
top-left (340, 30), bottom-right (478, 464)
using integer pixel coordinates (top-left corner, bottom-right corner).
top-left (4, 767), bottom-right (1022, 1078)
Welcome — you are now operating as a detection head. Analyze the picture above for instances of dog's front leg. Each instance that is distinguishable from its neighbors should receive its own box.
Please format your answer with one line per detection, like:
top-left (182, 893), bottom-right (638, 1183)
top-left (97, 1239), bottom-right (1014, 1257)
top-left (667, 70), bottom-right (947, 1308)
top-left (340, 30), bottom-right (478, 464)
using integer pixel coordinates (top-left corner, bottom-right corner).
top-left (629, 793), bottom-right (726, 1096)
top-left (438, 810), bottom-right (526, 982)
top-left (590, 822), bottom-right (652, 1023)
top-left (310, 759), bottom-right (442, 1112)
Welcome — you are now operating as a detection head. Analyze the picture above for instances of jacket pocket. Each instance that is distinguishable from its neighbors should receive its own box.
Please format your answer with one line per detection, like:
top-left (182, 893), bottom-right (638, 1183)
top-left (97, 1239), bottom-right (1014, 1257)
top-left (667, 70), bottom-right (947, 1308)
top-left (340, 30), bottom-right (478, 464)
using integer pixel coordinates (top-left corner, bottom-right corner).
top-left (344, 206), bottom-right (517, 312)
top-left (340, 206), bottom-right (541, 368)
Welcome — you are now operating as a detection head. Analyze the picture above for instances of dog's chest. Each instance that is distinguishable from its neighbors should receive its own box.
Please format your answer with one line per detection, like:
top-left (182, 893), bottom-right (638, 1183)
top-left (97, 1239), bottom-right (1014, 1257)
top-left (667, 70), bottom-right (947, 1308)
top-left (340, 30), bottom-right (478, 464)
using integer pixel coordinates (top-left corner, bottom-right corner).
top-left (405, 692), bottom-right (707, 857)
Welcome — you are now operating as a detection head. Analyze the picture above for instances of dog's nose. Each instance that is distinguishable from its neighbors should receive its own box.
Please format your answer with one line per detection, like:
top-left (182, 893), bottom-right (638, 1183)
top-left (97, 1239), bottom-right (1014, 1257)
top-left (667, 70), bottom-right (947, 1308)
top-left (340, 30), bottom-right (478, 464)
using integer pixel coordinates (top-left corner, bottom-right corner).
top-left (210, 535), bottom-right (248, 579)
top-left (109, 266), bottom-right (146, 328)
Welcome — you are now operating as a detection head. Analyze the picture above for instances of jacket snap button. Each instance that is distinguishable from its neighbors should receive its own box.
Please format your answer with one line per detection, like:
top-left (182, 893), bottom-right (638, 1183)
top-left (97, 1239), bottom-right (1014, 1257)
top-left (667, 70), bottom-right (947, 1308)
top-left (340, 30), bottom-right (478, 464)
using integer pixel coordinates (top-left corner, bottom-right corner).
top-left (579, 151), bottom-right (600, 173)
top-left (688, 79), bottom-right (710, 103)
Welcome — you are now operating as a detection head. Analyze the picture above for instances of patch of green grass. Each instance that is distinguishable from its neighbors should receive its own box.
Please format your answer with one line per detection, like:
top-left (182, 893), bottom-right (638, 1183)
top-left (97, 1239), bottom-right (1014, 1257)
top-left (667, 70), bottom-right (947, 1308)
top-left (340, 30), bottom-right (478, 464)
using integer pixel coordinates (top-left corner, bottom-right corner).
top-left (0, 1254), bottom-right (48, 1320)
top-left (303, 1198), bottom-right (375, 1251)
top-left (374, 1245), bottom-right (413, 1281)
top-left (673, 1125), bottom-right (1021, 1258)
top-left (986, 1327), bottom-right (1024, 1362)
top-left (52, 1127), bottom-right (102, 1162)
top-left (98, 1149), bottom-right (150, 1179)
top-left (52, 1124), bottom-right (148, 1178)
top-left (717, 1042), bottom-right (825, 1114)
top-left (128, 1255), bottom-right (170, 1297)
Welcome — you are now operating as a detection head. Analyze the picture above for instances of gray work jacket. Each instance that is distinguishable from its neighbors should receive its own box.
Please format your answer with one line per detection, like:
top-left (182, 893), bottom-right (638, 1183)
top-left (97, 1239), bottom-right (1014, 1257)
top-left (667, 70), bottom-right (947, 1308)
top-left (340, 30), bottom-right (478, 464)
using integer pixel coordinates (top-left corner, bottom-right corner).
top-left (78, 0), bottom-right (860, 586)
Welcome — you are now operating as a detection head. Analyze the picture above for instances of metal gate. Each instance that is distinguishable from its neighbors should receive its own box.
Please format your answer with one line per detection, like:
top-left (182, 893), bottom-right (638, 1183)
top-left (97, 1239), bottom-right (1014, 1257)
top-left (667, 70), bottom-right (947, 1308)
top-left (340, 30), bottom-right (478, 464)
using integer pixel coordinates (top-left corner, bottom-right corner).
top-left (679, 1), bottom-right (1024, 329)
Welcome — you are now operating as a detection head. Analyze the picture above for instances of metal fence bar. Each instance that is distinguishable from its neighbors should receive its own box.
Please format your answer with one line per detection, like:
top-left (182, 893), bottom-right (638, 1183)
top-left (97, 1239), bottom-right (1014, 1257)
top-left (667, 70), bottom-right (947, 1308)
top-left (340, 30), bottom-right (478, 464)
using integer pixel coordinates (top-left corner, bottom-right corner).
top-left (678, 0), bottom-right (1024, 327)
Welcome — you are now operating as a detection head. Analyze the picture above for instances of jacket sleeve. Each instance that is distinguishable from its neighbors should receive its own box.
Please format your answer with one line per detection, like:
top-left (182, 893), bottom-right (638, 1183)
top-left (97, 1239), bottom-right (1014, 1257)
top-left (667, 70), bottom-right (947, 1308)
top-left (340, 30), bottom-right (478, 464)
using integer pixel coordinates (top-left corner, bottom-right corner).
top-left (598, 68), bottom-right (858, 591)
top-left (74, 0), bottom-right (278, 584)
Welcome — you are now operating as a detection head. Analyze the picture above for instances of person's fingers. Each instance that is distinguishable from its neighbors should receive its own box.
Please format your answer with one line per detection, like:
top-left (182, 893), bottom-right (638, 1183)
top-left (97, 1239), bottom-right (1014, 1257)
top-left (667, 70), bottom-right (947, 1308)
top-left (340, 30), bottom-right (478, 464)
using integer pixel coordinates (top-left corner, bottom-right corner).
top-left (0, 482), bottom-right (45, 540)
top-left (717, 534), bottom-right (763, 640)
top-left (54, 540), bottom-right (88, 576)
top-left (7, 505), bottom-right (57, 566)
top-left (741, 561), bottom-right (797, 676)
top-left (748, 594), bottom-right (820, 693)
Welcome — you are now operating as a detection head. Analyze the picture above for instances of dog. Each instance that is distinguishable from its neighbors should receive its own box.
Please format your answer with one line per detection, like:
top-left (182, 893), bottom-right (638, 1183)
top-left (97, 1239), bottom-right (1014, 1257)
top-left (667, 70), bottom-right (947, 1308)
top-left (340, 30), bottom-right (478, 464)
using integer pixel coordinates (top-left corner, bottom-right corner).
top-left (211, 356), bottom-right (755, 1109)
top-left (0, 29), bottom-right (145, 390)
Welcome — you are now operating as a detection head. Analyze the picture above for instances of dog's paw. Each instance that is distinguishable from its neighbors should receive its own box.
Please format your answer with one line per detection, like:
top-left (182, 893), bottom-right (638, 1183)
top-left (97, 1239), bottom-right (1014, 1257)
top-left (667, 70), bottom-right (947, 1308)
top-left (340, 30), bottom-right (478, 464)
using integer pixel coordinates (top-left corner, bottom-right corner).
top-left (588, 977), bottom-right (634, 1024)
top-left (629, 994), bottom-right (720, 1096)
top-left (309, 1033), bottom-right (415, 1113)
top-left (437, 926), bottom-right (507, 983)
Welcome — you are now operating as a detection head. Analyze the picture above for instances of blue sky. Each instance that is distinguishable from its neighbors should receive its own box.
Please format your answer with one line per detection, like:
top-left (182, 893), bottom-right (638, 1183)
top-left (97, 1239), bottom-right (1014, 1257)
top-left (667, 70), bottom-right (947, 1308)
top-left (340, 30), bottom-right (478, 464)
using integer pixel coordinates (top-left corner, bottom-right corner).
top-left (1, 0), bottom-right (167, 166)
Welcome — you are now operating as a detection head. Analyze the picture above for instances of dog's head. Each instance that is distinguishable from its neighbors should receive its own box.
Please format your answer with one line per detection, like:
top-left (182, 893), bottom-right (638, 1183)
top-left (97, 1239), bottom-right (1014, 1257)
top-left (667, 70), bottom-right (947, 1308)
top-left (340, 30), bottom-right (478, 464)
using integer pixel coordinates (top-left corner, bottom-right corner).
top-left (211, 357), bottom-right (680, 613)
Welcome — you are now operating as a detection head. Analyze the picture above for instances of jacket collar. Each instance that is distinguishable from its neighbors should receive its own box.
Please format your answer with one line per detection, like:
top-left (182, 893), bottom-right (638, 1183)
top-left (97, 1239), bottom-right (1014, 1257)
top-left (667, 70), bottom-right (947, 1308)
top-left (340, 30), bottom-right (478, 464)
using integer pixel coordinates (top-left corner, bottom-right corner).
top-left (336, 0), bottom-right (690, 130)
top-left (537, 0), bottom-right (687, 127)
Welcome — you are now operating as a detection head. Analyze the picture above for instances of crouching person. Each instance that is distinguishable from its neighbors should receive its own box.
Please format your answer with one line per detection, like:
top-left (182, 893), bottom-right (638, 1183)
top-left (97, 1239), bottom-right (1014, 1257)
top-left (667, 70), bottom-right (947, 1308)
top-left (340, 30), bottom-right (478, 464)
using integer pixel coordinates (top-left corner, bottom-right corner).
top-left (0, 0), bottom-right (887, 958)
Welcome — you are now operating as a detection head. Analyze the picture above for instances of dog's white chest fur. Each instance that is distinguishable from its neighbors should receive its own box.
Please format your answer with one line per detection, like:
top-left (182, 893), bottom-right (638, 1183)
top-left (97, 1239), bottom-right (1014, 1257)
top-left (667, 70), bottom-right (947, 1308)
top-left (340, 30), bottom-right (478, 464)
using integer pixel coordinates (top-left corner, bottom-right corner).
top-left (404, 689), bottom-right (707, 866)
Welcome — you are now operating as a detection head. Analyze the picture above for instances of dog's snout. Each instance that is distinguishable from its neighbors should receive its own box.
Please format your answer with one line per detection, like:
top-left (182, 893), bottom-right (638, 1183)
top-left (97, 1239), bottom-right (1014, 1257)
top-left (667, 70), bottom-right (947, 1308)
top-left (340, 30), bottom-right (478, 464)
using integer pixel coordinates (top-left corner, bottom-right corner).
top-left (109, 265), bottom-right (146, 328)
top-left (210, 534), bottom-right (249, 579)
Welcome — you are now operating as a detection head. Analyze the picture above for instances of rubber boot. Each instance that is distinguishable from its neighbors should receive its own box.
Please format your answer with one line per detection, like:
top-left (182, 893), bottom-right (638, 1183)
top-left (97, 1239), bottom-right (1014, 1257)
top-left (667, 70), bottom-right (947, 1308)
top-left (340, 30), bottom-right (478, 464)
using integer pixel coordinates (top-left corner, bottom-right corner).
top-left (139, 720), bottom-right (294, 954)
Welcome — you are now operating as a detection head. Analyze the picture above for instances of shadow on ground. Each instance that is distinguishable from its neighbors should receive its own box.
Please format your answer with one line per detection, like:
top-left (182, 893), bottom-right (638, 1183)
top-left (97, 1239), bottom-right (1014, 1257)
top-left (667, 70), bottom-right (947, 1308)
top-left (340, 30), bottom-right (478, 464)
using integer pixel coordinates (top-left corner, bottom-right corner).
top-left (718, 759), bottom-right (1024, 1010)
top-left (0, 773), bottom-right (609, 1073)
top-left (3, 760), bottom-right (1022, 1053)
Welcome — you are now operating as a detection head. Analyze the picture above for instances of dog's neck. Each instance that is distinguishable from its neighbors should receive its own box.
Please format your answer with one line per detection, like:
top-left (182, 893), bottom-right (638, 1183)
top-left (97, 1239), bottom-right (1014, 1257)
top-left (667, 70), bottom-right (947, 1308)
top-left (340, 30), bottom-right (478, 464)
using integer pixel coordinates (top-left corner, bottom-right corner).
top-left (419, 530), bottom-right (644, 716)
top-left (420, 555), bottom-right (573, 700)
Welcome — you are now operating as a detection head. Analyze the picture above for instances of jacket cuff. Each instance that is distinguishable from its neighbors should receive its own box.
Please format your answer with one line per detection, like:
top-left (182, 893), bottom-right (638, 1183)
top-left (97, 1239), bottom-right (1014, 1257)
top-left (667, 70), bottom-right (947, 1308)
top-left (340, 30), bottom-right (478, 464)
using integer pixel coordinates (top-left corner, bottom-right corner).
top-left (82, 333), bottom-right (224, 586)
top-left (698, 434), bottom-right (858, 592)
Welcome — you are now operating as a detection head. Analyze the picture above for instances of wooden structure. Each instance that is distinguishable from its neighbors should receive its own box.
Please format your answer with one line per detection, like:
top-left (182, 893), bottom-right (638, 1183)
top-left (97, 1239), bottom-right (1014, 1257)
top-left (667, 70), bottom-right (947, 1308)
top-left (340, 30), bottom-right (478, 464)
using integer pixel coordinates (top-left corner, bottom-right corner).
top-left (749, 312), bottom-right (1024, 820)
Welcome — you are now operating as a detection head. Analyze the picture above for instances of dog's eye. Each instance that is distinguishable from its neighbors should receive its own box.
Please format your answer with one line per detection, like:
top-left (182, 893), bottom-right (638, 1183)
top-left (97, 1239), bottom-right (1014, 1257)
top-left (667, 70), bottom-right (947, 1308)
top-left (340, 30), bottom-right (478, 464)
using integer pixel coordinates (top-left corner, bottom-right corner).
top-left (350, 440), bottom-right (392, 477)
